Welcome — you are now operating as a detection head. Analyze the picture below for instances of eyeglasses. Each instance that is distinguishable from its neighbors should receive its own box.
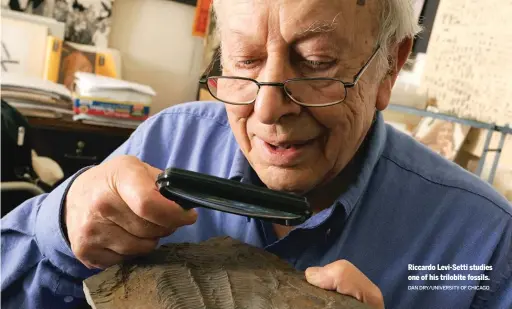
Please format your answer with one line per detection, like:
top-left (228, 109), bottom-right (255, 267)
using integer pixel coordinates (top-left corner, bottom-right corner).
top-left (199, 45), bottom-right (381, 107)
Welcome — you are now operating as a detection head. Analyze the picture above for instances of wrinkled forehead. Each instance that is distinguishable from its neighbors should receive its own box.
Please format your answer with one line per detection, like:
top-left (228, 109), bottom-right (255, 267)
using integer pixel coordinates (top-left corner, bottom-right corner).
top-left (214, 0), bottom-right (381, 48)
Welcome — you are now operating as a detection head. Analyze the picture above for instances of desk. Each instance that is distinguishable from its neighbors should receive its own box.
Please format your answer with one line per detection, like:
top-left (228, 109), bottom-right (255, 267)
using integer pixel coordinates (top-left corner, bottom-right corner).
top-left (27, 115), bottom-right (134, 181)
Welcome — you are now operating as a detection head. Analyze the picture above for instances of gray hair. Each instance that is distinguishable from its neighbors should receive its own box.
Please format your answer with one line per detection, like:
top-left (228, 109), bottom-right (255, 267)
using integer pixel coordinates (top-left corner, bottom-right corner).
top-left (212, 0), bottom-right (422, 73)
top-left (377, 0), bottom-right (423, 71)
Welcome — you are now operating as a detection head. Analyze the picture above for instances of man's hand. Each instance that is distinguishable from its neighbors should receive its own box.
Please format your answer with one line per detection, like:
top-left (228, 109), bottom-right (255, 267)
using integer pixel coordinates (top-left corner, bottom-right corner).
top-left (65, 155), bottom-right (198, 269)
top-left (305, 260), bottom-right (384, 309)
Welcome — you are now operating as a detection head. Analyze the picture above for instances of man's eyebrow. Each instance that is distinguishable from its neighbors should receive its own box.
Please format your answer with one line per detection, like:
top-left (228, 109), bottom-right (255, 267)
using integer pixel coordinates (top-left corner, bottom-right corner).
top-left (291, 12), bottom-right (341, 41)
top-left (291, 28), bottom-right (338, 43)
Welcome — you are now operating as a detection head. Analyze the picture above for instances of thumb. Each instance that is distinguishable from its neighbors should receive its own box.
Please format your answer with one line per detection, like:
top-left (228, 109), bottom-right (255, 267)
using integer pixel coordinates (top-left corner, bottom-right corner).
top-left (305, 267), bottom-right (337, 290)
top-left (305, 261), bottom-right (385, 309)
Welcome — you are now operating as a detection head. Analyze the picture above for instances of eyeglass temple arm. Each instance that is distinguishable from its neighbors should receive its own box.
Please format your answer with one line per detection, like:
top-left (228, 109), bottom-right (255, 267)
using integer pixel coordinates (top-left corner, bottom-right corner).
top-left (200, 48), bottom-right (222, 81)
top-left (346, 45), bottom-right (381, 88)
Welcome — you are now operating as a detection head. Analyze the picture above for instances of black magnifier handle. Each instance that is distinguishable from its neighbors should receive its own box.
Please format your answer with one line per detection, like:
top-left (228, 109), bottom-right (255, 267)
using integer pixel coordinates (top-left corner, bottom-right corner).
top-left (155, 168), bottom-right (312, 226)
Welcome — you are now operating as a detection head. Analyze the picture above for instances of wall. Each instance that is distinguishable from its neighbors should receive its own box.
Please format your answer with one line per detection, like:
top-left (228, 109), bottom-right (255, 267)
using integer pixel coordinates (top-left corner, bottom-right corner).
top-left (420, 0), bottom-right (512, 126)
top-left (109, 0), bottom-right (205, 115)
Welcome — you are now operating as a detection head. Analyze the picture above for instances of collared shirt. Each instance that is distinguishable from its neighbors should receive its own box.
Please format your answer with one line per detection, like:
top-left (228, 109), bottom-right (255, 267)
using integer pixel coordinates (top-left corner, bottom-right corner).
top-left (2, 101), bottom-right (511, 309)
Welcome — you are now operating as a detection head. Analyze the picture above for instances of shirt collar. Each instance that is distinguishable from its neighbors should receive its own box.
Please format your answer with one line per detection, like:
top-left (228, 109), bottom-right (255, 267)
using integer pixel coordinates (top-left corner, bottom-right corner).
top-left (228, 111), bottom-right (387, 221)
top-left (228, 146), bottom-right (248, 182)
top-left (335, 111), bottom-right (387, 216)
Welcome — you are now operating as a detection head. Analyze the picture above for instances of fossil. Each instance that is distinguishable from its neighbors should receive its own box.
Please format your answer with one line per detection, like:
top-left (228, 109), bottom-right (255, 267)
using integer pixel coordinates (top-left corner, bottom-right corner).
top-left (83, 236), bottom-right (370, 309)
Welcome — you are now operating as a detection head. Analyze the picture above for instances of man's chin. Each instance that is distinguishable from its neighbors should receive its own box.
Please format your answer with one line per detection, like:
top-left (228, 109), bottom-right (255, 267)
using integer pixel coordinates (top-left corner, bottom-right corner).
top-left (255, 165), bottom-right (320, 195)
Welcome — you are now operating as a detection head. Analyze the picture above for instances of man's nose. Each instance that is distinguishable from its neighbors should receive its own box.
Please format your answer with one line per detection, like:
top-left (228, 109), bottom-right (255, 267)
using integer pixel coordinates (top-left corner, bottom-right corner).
top-left (253, 62), bottom-right (301, 125)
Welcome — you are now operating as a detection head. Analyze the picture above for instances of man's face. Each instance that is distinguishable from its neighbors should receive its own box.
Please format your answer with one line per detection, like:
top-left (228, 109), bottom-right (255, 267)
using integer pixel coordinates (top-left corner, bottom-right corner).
top-left (216, 0), bottom-right (388, 194)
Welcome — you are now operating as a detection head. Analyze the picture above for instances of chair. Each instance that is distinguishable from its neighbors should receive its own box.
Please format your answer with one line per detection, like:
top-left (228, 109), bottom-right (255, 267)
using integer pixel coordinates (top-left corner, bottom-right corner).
top-left (1, 181), bottom-right (46, 218)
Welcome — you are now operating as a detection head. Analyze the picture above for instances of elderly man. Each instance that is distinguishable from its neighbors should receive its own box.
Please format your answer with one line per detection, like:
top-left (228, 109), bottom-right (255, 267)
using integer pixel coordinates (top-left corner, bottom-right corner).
top-left (2, 0), bottom-right (512, 308)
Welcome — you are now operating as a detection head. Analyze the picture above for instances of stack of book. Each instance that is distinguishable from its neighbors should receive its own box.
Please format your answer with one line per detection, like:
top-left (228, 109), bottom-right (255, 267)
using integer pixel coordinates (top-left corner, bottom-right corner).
top-left (1, 73), bottom-right (73, 118)
top-left (72, 72), bottom-right (155, 129)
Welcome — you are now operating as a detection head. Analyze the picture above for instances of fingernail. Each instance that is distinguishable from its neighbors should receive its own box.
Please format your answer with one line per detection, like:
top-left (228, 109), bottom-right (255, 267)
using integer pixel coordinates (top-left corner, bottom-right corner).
top-left (305, 267), bottom-right (321, 282)
top-left (187, 208), bottom-right (198, 219)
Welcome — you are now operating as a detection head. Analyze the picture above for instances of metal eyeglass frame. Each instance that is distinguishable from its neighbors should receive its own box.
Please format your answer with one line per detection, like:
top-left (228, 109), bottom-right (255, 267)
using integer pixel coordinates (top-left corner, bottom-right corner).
top-left (199, 45), bottom-right (381, 107)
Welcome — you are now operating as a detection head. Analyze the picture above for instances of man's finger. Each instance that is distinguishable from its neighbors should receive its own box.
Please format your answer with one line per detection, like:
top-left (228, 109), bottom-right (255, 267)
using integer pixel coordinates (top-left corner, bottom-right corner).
top-left (114, 160), bottom-right (198, 228)
top-left (80, 248), bottom-right (124, 270)
top-left (305, 260), bottom-right (384, 309)
top-left (128, 188), bottom-right (198, 228)
top-left (305, 266), bottom-right (337, 290)
top-left (103, 223), bottom-right (159, 256)
top-left (101, 191), bottom-right (176, 238)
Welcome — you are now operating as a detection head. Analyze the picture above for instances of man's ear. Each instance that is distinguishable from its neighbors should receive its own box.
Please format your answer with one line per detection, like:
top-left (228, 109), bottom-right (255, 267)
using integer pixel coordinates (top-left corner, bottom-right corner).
top-left (375, 37), bottom-right (414, 111)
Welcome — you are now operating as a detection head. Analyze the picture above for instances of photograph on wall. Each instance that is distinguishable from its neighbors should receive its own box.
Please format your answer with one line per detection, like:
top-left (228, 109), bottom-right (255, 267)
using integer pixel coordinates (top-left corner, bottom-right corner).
top-left (2, 0), bottom-right (113, 47)
top-left (53, 0), bottom-right (113, 47)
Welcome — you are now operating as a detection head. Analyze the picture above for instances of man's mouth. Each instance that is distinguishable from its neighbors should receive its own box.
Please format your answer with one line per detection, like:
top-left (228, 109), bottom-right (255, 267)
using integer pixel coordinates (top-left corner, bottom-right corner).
top-left (254, 136), bottom-right (318, 166)
top-left (266, 140), bottom-right (312, 150)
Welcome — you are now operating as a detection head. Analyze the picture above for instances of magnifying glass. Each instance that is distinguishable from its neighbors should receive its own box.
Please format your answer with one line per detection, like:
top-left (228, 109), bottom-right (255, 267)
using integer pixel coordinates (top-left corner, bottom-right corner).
top-left (156, 168), bottom-right (312, 226)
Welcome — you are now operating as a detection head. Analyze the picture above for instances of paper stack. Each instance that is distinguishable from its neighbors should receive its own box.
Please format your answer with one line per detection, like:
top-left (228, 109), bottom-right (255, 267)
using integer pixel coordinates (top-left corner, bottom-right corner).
top-left (72, 72), bottom-right (155, 128)
top-left (1, 73), bottom-right (73, 118)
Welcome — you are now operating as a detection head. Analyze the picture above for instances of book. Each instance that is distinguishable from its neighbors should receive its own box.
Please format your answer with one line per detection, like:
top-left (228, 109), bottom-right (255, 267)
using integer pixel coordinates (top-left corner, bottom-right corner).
top-left (73, 114), bottom-right (142, 129)
top-left (2, 90), bottom-right (71, 108)
top-left (1, 73), bottom-right (72, 100)
top-left (43, 36), bottom-right (122, 91)
top-left (73, 97), bottom-right (150, 121)
top-left (9, 101), bottom-right (74, 119)
top-left (72, 72), bottom-right (154, 120)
